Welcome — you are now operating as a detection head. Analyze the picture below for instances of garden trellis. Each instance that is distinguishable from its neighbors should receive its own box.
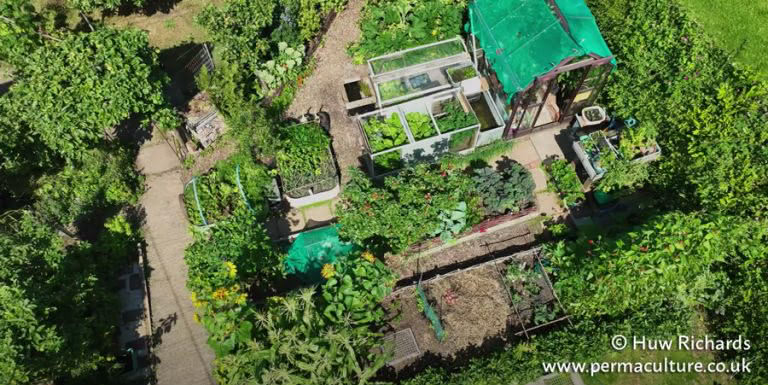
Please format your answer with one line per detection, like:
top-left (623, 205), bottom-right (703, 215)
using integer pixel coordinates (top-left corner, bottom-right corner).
top-left (182, 158), bottom-right (273, 227)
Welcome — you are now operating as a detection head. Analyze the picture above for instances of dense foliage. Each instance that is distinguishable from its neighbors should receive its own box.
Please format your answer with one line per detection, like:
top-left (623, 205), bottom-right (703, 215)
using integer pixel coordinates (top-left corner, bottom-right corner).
top-left (0, 28), bottom-right (178, 175)
top-left (349, 0), bottom-right (467, 63)
top-left (33, 147), bottom-right (142, 227)
top-left (276, 122), bottom-right (333, 184)
top-left (337, 165), bottom-right (480, 253)
top-left (337, 160), bottom-right (534, 253)
top-left (589, 0), bottom-right (768, 216)
top-left (472, 164), bottom-right (535, 215)
top-left (0, 212), bottom-right (141, 384)
top-left (185, 207), bottom-right (393, 385)
top-left (0, 0), bottom-right (49, 67)
top-left (544, 159), bottom-right (584, 207)
top-left (69, 0), bottom-right (145, 12)
top-left (435, 99), bottom-right (478, 133)
top-left (320, 253), bottom-right (396, 327)
top-left (363, 113), bottom-right (408, 152)
top-left (183, 154), bottom-right (272, 226)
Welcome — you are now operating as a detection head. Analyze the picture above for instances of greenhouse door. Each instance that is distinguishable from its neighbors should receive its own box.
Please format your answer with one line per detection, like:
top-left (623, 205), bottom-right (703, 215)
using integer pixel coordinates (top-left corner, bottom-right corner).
top-left (560, 59), bottom-right (613, 118)
top-left (504, 77), bottom-right (557, 138)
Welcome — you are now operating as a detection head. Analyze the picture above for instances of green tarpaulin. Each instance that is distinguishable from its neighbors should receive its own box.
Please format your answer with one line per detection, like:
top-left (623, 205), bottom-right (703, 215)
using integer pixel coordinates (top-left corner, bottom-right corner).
top-left (468, 0), bottom-right (614, 99)
top-left (284, 225), bottom-right (359, 283)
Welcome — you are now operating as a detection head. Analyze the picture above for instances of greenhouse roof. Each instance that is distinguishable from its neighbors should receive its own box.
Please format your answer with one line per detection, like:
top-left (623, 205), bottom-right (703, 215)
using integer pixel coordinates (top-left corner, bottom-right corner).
top-left (468, 0), bottom-right (614, 97)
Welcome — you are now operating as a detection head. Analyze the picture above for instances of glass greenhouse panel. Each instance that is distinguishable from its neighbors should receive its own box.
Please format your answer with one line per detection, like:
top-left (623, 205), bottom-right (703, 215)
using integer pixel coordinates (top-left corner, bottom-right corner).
top-left (369, 39), bottom-right (467, 75)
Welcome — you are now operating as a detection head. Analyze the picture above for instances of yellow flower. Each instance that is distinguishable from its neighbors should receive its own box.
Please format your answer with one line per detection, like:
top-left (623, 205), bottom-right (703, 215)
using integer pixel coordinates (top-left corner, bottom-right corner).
top-left (193, 313), bottom-right (200, 323)
top-left (225, 261), bottom-right (237, 279)
top-left (361, 251), bottom-right (375, 263)
top-left (213, 287), bottom-right (229, 300)
top-left (236, 293), bottom-right (247, 305)
top-left (432, 29), bottom-right (438, 36)
top-left (321, 264), bottom-right (336, 279)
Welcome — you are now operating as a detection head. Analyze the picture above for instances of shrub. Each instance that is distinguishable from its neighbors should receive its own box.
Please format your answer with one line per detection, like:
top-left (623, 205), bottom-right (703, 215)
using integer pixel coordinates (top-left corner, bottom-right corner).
top-left (588, 0), bottom-right (768, 216)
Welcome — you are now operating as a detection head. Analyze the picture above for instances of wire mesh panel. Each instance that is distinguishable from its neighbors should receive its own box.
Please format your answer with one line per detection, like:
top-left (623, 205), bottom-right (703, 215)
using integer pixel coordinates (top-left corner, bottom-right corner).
top-left (382, 328), bottom-right (421, 366)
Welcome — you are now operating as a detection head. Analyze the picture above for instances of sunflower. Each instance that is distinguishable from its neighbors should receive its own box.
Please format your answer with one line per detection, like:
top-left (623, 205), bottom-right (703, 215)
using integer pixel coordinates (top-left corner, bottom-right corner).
top-left (321, 264), bottom-right (336, 279)
top-left (361, 251), bottom-right (375, 263)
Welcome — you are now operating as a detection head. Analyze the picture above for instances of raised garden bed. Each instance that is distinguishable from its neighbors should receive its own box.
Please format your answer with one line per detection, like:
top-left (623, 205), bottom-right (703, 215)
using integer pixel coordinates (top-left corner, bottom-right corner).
top-left (383, 248), bottom-right (568, 369)
top-left (446, 65), bottom-right (481, 94)
top-left (182, 156), bottom-right (273, 226)
top-left (342, 77), bottom-right (376, 114)
top-left (406, 200), bottom-right (538, 255)
top-left (277, 122), bottom-right (340, 206)
top-left (432, 97), bottom-right (479, 134)
top-left (573, 130), bottom-right (661, 181)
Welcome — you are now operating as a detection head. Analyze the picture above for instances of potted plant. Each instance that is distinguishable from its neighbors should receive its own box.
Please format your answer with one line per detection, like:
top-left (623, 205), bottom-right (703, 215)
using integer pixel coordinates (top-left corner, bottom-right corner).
top-left (447, 65), bottom-right (481, 94)
top-left (577, 106), bottom-right (607, 127)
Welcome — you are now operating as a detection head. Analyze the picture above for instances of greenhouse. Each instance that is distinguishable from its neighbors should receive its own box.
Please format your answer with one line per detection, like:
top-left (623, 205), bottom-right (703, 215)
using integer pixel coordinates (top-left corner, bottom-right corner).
top-left (467, 0), bottom-right (615, 137)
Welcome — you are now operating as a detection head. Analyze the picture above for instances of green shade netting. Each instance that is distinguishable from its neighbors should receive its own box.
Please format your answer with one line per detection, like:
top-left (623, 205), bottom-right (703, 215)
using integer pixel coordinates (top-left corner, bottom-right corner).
top-left (283, 225), bottom-right (360, 282)
top-left (467, 0), bottom-right (614, 100)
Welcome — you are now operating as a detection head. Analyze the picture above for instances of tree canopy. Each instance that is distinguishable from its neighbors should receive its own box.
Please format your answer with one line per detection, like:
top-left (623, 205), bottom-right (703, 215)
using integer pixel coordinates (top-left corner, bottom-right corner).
top-left (0, 27), bottom-right (178, 175)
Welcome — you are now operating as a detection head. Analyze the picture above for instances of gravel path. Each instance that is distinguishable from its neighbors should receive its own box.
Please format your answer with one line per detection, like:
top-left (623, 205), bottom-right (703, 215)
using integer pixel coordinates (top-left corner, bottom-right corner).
top-left (287, 0), bottom-right (370, 183)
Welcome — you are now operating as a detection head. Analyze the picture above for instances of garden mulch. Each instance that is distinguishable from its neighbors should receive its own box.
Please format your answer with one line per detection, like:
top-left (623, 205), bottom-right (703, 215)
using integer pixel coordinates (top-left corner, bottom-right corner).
top-left (382, 263), bottom-right (517, 371)
top-left (286, 0), bottom-right (370, 184)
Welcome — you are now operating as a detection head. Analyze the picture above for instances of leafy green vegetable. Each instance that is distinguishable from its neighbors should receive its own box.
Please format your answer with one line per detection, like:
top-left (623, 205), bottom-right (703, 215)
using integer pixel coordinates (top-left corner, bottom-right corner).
top-left (472, 164), bottom-right (535, 215)
top-left (544, 159), bottom-right (585, 207)
top-left (405, 111), bottom-right (437, 140)
top-left (363, 113), bottom-right (408, 152)
top-left (435, 99), bottom-right (478, 133)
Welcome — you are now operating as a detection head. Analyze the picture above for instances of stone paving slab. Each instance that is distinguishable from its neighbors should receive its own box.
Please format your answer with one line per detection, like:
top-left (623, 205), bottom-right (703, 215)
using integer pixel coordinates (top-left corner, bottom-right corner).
top-left (138, 140), bottom-right (216, 385)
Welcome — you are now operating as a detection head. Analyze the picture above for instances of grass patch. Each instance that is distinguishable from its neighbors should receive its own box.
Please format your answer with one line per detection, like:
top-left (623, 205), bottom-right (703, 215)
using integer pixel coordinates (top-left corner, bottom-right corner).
top-left (677, 0), bottom-right (768, 79)
top-left (583, 348), bottom-right (737, 385)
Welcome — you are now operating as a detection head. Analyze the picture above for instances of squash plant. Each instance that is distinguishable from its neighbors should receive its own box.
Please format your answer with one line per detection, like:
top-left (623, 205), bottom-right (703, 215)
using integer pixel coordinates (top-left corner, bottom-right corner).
top-left (348, 0), bottom-right (466, 62)
top-left (405, 111), bottom-right (437, 140)
top-left (472, 164), bottom-right (535, 215)
top-left (320, 253), bottom-right (396, 326)
top-left (363, 112), bottom-right (408, 152)
top-left (429, 201), bottom-right (467, 242)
